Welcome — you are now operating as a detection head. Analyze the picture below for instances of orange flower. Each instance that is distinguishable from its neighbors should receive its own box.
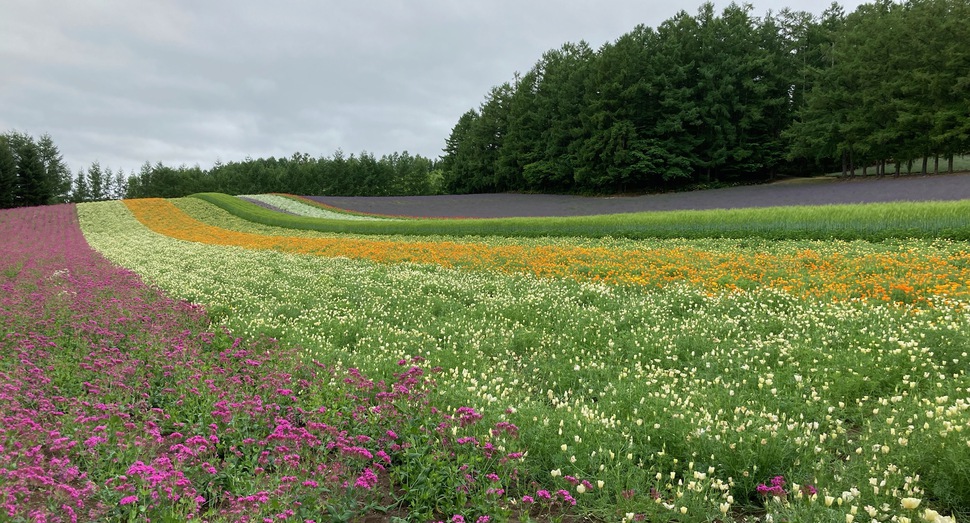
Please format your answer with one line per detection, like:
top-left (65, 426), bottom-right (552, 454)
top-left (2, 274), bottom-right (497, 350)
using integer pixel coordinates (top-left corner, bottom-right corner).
top-left (124, 199), bottom-right (970, 305)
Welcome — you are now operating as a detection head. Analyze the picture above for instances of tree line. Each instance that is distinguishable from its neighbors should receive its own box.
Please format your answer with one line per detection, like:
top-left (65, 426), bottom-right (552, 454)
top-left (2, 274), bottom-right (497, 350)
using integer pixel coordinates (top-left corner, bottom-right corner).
top-left (0, 145), bottom-right (442, 209)
top-left (124, 150), bottom-right (441, 199)
top-left (440, 0), bottom-right (970, 194)
top-left (5, 0), bottom-right (968, 209)
top-left (0, 131), bottom-right (73, 208)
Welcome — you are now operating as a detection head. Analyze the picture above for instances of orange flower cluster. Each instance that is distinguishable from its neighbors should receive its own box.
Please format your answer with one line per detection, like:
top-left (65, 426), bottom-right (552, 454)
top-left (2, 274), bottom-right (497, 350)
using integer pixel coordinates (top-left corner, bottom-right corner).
top-left (125, 199), bottom-right (970, 304)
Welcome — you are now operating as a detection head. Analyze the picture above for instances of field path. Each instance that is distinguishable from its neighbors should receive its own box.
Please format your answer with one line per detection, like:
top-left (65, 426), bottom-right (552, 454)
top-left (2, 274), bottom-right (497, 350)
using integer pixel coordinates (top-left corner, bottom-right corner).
top-left (308, 172), bottom-right (970, 218)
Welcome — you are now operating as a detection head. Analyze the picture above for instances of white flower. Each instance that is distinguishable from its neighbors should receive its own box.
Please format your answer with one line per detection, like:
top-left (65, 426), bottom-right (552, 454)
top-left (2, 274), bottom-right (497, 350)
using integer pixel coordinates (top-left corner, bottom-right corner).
top-left (901, 498), bottom-right (921, 510)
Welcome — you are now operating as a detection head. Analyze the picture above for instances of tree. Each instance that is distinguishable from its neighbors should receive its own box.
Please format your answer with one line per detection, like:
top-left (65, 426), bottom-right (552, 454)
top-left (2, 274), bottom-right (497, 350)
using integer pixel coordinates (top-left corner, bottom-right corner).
top-left (11, 133), bottom-right (47, 207)
top-left (441, 110), bottom-right (484, 193)
top-left (0, 135), bottom-right (17, 209)
top-left (71, 169), bottom-right (90, 203)
top-left (87, 162), bottom-right (106, 201)
top-left (113, 169), bottom-right (130, 199)
top-left (37, 133), bottom-right (71, 203)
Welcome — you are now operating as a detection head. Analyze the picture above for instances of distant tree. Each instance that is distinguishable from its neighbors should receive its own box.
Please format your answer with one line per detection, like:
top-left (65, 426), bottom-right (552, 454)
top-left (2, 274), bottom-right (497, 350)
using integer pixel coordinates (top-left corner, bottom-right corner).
top-left (573, 25), bottom-right (662, 191)
top-left (11, 133), bottom-right (48, 207)
top-left (71, 169), bottom-right (90, 203)
top-left (86, 162), bottom-right (107, 201)
top-left (441, 110), bottom-right (484, 193)
top-left (37, 133), bottom-right (71, 203)
top-left (0, 135), bottom-right (17, 209)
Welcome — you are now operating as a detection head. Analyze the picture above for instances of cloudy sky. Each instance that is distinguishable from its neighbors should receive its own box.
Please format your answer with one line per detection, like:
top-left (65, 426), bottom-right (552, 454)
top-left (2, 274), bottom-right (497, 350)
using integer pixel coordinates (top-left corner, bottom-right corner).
top-left (2, 0), bottom-right (865, 174)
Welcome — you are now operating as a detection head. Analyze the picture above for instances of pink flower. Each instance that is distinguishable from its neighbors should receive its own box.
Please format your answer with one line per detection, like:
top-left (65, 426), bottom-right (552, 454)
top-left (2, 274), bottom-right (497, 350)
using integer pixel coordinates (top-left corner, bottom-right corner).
top-left (119, 495), bottom-right (138, 506)
top-left (354, 468), bottom-right (378, 490)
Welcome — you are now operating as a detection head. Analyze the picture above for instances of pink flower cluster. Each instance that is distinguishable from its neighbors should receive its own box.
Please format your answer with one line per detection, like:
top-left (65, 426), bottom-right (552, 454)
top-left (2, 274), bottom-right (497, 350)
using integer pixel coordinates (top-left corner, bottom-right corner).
top-left (0, 205), bottom-right (536, 521)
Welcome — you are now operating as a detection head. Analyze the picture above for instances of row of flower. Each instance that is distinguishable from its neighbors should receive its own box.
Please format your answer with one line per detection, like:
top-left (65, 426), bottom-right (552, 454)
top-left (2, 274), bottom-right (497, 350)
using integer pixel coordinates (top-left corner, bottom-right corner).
top-left (130, 196), bottom-right (970, 307)
top-left (73, 199), bottom-right (969, 521)
top-left (0, 204), bottom-right (534, 522)
top-left (238, 194), bottom-right (389, 221)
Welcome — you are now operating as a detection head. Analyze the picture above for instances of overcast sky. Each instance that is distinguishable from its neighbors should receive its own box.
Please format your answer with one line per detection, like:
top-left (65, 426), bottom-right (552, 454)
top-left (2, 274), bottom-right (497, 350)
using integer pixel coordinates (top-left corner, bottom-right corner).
top-left (1, 0), bottom-right (865, 174)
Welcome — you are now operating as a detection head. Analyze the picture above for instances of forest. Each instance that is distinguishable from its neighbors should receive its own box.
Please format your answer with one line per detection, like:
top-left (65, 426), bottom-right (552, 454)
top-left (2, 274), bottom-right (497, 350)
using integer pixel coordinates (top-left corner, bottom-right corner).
top-left (440, 0), bottom-right (970, 193)
top-left (1, 0), bottom-right (968, 208)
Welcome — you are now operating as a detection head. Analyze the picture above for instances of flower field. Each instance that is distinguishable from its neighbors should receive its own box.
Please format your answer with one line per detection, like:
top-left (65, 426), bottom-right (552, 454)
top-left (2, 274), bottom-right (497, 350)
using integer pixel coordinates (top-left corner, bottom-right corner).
top-left (237, 195), bottom-right (389, 221)
top-left (3, 198), bottom-right (969, 522)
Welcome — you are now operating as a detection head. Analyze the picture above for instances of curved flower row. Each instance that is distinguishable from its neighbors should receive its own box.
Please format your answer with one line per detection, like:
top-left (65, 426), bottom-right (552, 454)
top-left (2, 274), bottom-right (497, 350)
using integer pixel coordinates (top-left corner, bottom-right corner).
top-left (1, 204), bottom-right (524, 522)
top-left (80, 200), bottom-right (970, 522)
top-left (238, 194), bottom-right (388, 221)
top-left (126, 197), bottom-right (970, 305)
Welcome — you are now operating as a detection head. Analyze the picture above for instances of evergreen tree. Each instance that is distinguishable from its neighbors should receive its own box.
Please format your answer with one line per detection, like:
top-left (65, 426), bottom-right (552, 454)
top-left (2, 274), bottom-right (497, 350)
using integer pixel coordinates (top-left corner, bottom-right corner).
top-left (87, 161), bottom-right (106, 201)
top-left (11, 133), bottom-right (47, 207)
top-left (0, 135), bottom-right (17, 209)
top-left (37, 133), bottom-right (71, 203)
top-left (71, 169), bottom-right (90, 203)
top-left (113, 169), bottom-right (130, 199)
top-left (441, 110), bottom-right (485, 193)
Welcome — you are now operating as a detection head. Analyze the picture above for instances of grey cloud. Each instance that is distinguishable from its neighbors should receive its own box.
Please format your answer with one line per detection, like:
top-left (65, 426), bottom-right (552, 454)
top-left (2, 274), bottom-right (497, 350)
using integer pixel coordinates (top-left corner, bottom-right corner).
top-left (1, 0), bottom-right (866, 174)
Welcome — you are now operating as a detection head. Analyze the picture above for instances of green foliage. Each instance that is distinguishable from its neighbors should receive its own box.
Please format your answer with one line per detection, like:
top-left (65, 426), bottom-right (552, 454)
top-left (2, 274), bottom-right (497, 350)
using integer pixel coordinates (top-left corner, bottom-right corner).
top-left (125, 150), bottom-right (441, 199)
top-left (790, 0), bottom-right (970, 176)
top-left (193, 192), bottom-right (970, 241)
top-left (0, 135), bottom-right (17, 209)
top-left (0, 131), bottom-right (72, 208)
top-left (442, 0), bottom-right (970, 194)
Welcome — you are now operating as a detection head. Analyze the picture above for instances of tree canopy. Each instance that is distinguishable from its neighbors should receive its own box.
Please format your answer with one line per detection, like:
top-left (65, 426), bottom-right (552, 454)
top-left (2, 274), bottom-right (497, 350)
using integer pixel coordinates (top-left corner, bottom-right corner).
top-left (441, 0), bottom-right (970, 194)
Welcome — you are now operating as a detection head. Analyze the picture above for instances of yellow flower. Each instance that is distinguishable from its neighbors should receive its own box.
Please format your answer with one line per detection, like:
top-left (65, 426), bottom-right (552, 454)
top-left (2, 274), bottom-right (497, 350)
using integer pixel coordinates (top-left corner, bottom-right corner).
top-left (901, 497), bottom-right (922, 510)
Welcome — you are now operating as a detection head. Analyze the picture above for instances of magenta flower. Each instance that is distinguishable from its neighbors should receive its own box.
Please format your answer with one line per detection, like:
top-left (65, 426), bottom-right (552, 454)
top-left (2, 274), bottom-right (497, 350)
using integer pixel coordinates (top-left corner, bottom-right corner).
top-left (354, 468), bottom-right (379, 490)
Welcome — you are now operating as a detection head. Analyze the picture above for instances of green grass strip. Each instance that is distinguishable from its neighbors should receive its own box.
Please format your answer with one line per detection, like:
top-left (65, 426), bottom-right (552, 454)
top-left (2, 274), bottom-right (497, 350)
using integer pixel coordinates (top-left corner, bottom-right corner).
top-left (190, 192), bottom-right (970, 240)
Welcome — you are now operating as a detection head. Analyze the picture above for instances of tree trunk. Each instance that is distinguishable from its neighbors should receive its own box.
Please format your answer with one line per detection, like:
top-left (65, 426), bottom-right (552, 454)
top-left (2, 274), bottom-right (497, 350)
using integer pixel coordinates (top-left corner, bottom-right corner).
top-left (842, 152), bottom-right (848, 177)
top-left (948, 155), bottom-right (954, 173)
top-left (907, 159), bottom-right (913, 174)
top-left (894, 162), bottom-right (901, 177)
top-left (934, 155), bottom-right (939, 175)
top-left (921, 156), bottom-right (928, 175)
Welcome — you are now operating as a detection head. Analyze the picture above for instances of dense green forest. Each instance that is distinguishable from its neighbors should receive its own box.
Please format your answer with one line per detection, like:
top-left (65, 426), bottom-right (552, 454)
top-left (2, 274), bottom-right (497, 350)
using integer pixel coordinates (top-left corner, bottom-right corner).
top-left (0, 131), bottom-right (73, 208)
top-left (2, 0), bottom-right (968, 209)
top-left (442, 0), bottom-right (970, 193)
top-left (123, 151), bottom-right (441, 199)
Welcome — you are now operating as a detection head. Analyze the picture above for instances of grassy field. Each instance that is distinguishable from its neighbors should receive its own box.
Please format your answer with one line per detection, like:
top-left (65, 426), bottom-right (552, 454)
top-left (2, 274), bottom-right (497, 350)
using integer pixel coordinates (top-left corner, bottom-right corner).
top-left (2, 195), bottom-right (967, 522)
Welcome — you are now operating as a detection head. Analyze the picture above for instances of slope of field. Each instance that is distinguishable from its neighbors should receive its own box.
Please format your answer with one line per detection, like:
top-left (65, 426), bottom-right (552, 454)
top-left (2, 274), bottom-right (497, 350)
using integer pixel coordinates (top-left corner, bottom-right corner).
top-left (196, 192), bottom-right (970, 241)
top-left (307, 172), bottom-right (970, 218)
top-left (64, 199), bottom-right (970, 522)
